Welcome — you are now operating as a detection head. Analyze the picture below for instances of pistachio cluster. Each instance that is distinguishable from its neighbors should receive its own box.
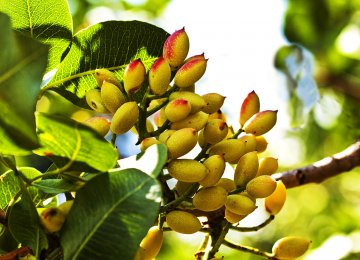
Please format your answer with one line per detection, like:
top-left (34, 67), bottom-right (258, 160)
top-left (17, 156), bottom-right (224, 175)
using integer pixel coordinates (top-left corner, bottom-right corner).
top-left (80, 27), bottom-right (310, 260)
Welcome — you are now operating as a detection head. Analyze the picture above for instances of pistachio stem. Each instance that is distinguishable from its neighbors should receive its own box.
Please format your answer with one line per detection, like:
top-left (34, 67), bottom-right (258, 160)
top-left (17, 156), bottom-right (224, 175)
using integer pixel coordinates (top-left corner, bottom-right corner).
top-left (160, 183), bottom-right (199, 213)
top-left (207, 221), bottom-right (231, 259)
top-left (223, 239), bottom-right (277, 259)
top-left (230, 215), bottom-right (275, 232)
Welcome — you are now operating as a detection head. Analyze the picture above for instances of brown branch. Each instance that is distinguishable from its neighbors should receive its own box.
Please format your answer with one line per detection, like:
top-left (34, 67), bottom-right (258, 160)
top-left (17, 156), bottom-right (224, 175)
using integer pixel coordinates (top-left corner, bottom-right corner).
top-left (274, 140), bottom-right (360, 188)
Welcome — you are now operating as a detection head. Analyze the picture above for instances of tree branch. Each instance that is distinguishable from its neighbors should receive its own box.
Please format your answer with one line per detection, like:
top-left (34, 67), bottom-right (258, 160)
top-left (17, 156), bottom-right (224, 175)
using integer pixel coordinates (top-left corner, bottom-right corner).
top-left (273, 140), bottom-right (360, 188)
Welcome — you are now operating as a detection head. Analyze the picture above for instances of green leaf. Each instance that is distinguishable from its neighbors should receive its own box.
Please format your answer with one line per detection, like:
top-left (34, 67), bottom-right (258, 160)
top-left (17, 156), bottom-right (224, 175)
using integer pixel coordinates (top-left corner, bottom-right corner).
top-left (32, 179), bottom-right (81, 194)
top-left (0, 167), bottom-right (42, 210)
top-left (0, 13), bottom-right (49, 155)
top-left (35, 112), bottom-right (118, 172)
top-left (0, 0), bottom-right (73, 72)
top-left (117, 143), bottom-right (168, 177)
top-left (274, 44), bottom-right (319, 126)
top-left (60, 169), bottom-right (161, 260)
top-left (7, 180), bottom-right (48, 257)
top-left (44, 20), bottom-right (169, 107)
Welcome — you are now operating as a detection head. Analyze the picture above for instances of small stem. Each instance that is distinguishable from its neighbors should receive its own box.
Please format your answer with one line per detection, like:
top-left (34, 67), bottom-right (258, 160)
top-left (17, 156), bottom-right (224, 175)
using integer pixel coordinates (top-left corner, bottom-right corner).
top-left (160, 183), bottom-right (199, 213)
top-left (194, 144), bottom-right (211, 161)
top-left (229, 187), bottom-right (246, 195)
top-left (223, 239), bottom-right (277, 259)
top-left (208, 221), bottom-right (231, 259)
top-left (231, 128), bottom-right (244, 139)
top-left (146, 85), bottom-right (179, 101)
top-left (146, 99), bottom-right (169, 117)
top-left (145, 120), bottom-right (171, 139)
top-left (158, 171), bottom-right (175, 204)
top-left (111, 133), bottom-right (117, 146)
top-left (195, 233), bottom-right (211, 260)
top-left (230, 215), bottom-right (275, 232)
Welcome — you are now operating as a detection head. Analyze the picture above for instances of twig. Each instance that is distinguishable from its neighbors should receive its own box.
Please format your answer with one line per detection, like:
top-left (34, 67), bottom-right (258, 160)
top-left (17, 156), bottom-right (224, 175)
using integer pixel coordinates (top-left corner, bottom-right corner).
top-left (207, 221), bottom-right (231, 259)
top-left (274, 140), bottom-right (360, 188)
top-left (223, 239), bottom-right (277, 259)
top-left (195, 233), bottom-right (211, 260)
top-left (230, 215), bottom-right (275, 232)
top-left (160, 183), bottom-right (199, 213)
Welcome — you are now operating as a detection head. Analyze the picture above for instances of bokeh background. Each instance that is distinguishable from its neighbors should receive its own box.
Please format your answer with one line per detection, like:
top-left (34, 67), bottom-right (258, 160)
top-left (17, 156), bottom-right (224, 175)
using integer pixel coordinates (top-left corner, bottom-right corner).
top-left (13, 0), bottom-right (360, 259)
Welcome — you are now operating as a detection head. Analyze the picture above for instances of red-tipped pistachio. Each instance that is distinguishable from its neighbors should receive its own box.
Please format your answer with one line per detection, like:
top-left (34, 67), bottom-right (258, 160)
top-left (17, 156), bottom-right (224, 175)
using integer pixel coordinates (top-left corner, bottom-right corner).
top-left (243, 110), bottom-right (278, 136)
top-left (163, 28), bottom-right (190, 68)
top-left (239, 90), bottom-right (260, 127)
top-left (149, 57), bottom-right (171, 95)
top-left (165, 98), bottom-right (191, 122)
top-left (123, 59), bottom-right (146, 94)
top-left (174, 57), bottom-right (207, 88)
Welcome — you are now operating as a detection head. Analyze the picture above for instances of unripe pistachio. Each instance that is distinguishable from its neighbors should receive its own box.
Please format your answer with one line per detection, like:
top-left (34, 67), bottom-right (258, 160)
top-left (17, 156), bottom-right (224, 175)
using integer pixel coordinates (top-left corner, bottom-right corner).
top-left (255, 135), bottom-right (268, 153)
top-left (238, 133), bottom-right (257, 153)
top-left (216, 178), bottom-right (236, 193)
top-left (95, 68), bottom-right (120, 87)
top-left (225, 209), bottom-right (246, 224)
top-left (243, 110), bottom-right (278, 136)
top-left (166, 128), bottom-right (198, 159)
top-left (246, 175), bottom-right (277, 198)
top-left (166, 210), bottom-right (202, 234)
top-left (110, 101), bottom-right (139, 135)
top-left (170, 111), bottom-right (208, 131)
top-left (199, 155), bottom-right (226, 187)
top-left (174, 58), bottom-right (207, 88)
top-left (39, 200), bottom-right (74, 233)
top-left (167, 159), bottom-right (208, 182)
top-left (208, 110), bottom-right (227, 121)
top-left (225, 194), bottom-right (257, 215)
top-left (163, 28), bottom-right (190, 69)
top-left (139, 226), bottom-right (163, 260)
top-left (153, 107), bottom-right (167, 127)
top-left (158, 129), bottom-right (176, 143)
top-left (83, 116), bottom-right (111, 136)
top-left (149, 57), bottom-right (171, 95)
top-left (272, 236), bottom-right (311, 260)
top-left (239, 90), bottom-right (260, 127)
top-left (169, 91), bottom-right (206, 114)
top-left (140, 138), bottom-right (161, 152)
top-left (208, 139), bottom-right (246, 164)
top-left (234, 151), bottom-right (259, 188)
top-left (165, 98), bottom-right (191, 122)
top-left (256, 157), bottom-right (278, 177)
top-left (265, 180), bottom-right (286, 215)
top-left (201, 93), bottom-right (226, 114)
top-left (101, 81), bottom-right (126, 113)
top-left (203, 119), bottom-right (228, 145)
top-left (123, 59), bottom-right (146, 94)
top-left (193, 186), bottom-right (228, 212)
top-left (85, 89), bottom-right (110, 113)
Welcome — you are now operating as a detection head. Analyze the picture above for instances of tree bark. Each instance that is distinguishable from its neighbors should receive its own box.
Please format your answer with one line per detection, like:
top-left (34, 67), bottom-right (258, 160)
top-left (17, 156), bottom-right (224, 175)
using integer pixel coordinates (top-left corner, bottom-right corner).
top-left (274, 140), bottom-right (360, 188)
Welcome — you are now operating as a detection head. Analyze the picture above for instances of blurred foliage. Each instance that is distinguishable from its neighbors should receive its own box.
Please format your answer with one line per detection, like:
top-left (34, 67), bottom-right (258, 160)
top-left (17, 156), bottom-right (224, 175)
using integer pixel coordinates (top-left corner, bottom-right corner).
top-left (280, 0), bottom-right (360, 154)
top-left (68, 0), bottom-right (171, 30)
